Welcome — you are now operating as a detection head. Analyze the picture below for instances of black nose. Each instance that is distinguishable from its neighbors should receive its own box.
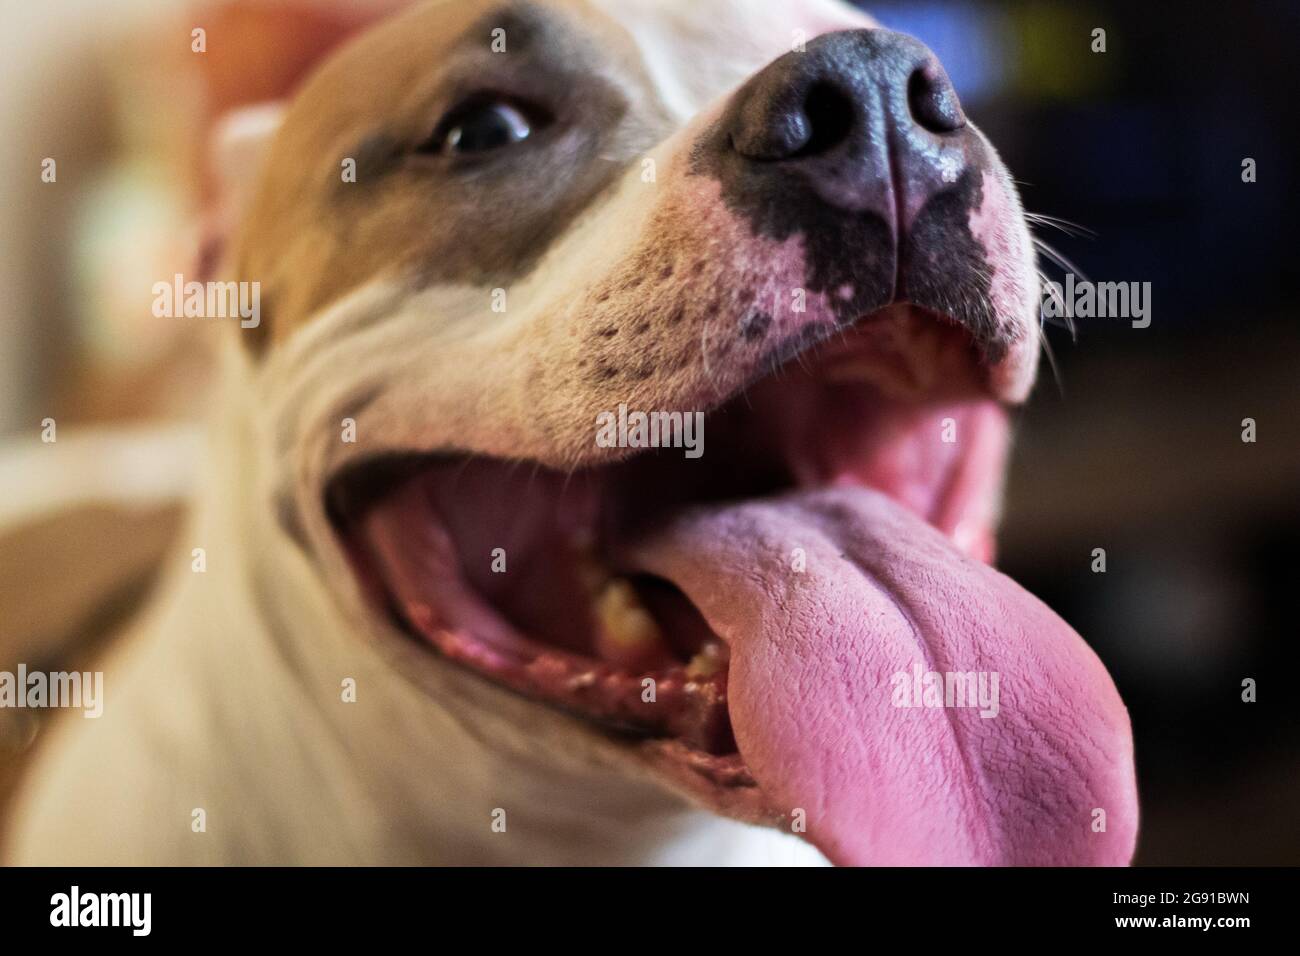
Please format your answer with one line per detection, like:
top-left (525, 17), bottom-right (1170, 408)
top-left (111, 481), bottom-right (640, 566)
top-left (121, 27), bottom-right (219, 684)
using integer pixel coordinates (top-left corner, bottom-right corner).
top-left (726, 29), bottom-right (968, 214)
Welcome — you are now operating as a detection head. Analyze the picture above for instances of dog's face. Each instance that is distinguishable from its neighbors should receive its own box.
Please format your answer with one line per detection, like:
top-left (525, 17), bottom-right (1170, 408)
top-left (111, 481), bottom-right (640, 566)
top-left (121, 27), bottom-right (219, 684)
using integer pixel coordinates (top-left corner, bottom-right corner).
top-left (230, 0), bottom-right (1136, 865)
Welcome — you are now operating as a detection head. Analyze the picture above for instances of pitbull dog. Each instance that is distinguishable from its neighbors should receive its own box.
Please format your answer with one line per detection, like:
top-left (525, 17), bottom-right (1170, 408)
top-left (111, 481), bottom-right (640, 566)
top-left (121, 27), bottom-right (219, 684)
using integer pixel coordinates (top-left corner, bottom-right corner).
top-left (6, 0), bottom-right (1138, 865)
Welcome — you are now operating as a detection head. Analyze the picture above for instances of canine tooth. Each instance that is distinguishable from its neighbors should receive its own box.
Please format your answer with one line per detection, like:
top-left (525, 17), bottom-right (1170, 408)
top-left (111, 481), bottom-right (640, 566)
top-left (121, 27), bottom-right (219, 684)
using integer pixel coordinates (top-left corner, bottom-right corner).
top-left (594, 578), bottom-right (670, 667)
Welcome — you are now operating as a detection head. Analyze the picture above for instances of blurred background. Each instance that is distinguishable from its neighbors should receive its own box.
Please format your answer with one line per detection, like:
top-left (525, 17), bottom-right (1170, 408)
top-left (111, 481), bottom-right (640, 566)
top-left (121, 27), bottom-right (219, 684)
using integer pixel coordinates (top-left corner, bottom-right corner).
top-left (1, 0), bottom-right (1297, 864)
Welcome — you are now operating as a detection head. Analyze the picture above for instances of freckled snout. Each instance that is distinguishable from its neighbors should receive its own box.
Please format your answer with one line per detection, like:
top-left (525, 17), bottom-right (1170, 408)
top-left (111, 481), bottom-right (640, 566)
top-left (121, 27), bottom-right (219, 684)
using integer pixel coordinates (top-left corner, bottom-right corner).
top-left (726, 28), bottom-right (968, 225)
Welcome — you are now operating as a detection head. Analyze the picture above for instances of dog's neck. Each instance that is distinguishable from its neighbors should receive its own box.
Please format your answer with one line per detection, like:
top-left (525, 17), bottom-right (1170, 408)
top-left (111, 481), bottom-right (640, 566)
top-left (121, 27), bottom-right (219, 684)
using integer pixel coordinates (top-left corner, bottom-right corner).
top-left (10, 350), bottom-right (819, 866)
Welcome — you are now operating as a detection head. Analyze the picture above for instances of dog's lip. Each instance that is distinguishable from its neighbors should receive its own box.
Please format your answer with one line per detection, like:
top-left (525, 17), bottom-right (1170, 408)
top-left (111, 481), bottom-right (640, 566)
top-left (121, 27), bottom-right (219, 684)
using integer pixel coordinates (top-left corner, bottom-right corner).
top-left (636, 740), bottom-right (779, 821)
top-left (751, 302), bottom-right (1024, 412)
top-left (395, 595), bottom-right (738, 754)
top-left (389, 597), bottom-right (765, 797)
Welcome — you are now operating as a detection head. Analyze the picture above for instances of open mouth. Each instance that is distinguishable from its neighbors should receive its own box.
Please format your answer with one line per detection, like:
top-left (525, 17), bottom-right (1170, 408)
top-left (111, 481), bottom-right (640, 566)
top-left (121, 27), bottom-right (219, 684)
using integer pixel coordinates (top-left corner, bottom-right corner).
top-left (326, 304), bottom-right (1009, 794)
top-left (325, 299), bottom-right (1137, 867)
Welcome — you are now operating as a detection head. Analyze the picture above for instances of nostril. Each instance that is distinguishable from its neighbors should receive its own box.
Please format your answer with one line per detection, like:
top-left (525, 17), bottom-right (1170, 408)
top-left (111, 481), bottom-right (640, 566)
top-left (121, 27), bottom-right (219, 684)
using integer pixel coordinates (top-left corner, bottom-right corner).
top-left (731, 91), bottom-right (812, 160)
top-left (907, 64), bottom-right (965, 134)
top-left (795, 82), bottom-right (856, 158)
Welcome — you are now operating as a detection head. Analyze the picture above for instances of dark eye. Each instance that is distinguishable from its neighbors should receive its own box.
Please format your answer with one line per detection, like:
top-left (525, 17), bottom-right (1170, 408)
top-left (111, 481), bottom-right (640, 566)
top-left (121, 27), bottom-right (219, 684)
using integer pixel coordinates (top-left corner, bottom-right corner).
top-left (427, 99), bottom-right (538, 156)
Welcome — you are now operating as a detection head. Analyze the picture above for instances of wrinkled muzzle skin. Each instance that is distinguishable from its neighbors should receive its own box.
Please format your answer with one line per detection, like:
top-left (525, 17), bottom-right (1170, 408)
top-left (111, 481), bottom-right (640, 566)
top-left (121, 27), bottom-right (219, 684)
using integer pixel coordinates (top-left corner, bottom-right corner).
top-left (215, 0), bottom-right (1138, 868)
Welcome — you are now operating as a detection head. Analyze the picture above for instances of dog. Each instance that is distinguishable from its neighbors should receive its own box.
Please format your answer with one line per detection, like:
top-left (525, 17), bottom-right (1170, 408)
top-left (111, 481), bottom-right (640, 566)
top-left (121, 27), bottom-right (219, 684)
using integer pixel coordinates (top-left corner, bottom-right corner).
top-left (4, 0), bottom-right (1139, 865)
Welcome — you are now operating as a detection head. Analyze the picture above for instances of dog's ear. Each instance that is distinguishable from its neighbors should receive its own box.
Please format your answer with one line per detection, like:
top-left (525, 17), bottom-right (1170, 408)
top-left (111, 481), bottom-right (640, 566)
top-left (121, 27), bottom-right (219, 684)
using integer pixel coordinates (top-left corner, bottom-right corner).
top-left (191, 1), bottom-right (415, 349)
top-left (213, 103), bottom-right (285, 229)
top-left (195, 105), bottom-right (284, 290)
top-left (198, 102), bottom-right (284, 282)
top-left (194, 102), bottom-right (285, 353)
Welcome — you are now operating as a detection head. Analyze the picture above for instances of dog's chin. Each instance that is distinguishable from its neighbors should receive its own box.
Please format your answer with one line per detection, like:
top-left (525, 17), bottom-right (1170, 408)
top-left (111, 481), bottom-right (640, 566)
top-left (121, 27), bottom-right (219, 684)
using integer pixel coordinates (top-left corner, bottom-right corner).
top-left (324, 302), bottom-right (1011, 822)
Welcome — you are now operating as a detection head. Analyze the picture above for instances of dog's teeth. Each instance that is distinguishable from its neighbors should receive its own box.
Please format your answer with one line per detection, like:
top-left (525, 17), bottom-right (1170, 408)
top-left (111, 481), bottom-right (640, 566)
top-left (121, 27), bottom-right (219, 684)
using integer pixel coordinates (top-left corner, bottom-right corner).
top-left (594, 579), bottom-right (671, 669)
top-left (686, 641), bottom-right (728, 679)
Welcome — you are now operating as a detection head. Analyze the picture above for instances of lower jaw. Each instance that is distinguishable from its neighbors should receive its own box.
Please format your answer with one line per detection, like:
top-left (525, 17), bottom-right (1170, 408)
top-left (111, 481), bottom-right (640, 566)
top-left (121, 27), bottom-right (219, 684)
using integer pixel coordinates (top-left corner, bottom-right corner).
top-left (386, 593), bottom-right (776, 817)
top-left (406, 611), bottom-right (735, 753)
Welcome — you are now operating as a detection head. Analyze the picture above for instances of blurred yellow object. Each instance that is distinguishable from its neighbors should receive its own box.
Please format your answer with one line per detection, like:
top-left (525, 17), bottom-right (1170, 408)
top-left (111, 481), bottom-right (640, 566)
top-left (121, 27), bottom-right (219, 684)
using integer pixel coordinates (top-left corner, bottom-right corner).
top-left (1009, 3), bottom-right (1116, 101)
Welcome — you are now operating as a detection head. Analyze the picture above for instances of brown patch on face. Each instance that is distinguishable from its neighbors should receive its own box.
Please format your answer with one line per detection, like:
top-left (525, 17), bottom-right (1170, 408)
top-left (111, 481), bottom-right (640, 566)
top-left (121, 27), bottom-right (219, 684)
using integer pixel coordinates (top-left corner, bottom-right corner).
top-left (229, 0), bottom-right (667, 350)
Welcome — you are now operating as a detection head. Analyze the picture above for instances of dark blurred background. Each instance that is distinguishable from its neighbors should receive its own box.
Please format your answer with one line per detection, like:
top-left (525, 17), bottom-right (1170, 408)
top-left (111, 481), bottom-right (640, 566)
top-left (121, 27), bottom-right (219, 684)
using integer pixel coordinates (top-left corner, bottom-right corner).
top-left (866, 0), bottom-right (1300, 864)
top-left (1, 0), bottom-right (1296, 864)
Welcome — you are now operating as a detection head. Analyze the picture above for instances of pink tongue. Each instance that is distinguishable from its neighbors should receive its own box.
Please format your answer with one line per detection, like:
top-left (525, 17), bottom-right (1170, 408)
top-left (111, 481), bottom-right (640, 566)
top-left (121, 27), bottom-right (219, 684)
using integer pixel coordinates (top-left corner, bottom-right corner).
top-left (624, 487), bottom-right (1138, 866)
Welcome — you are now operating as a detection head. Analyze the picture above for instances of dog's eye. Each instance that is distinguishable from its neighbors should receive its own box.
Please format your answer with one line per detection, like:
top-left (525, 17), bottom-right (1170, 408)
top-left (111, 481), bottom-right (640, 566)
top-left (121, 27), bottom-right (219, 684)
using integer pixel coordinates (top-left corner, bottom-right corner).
top-left (427, 99), bottom-right (537, 156)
